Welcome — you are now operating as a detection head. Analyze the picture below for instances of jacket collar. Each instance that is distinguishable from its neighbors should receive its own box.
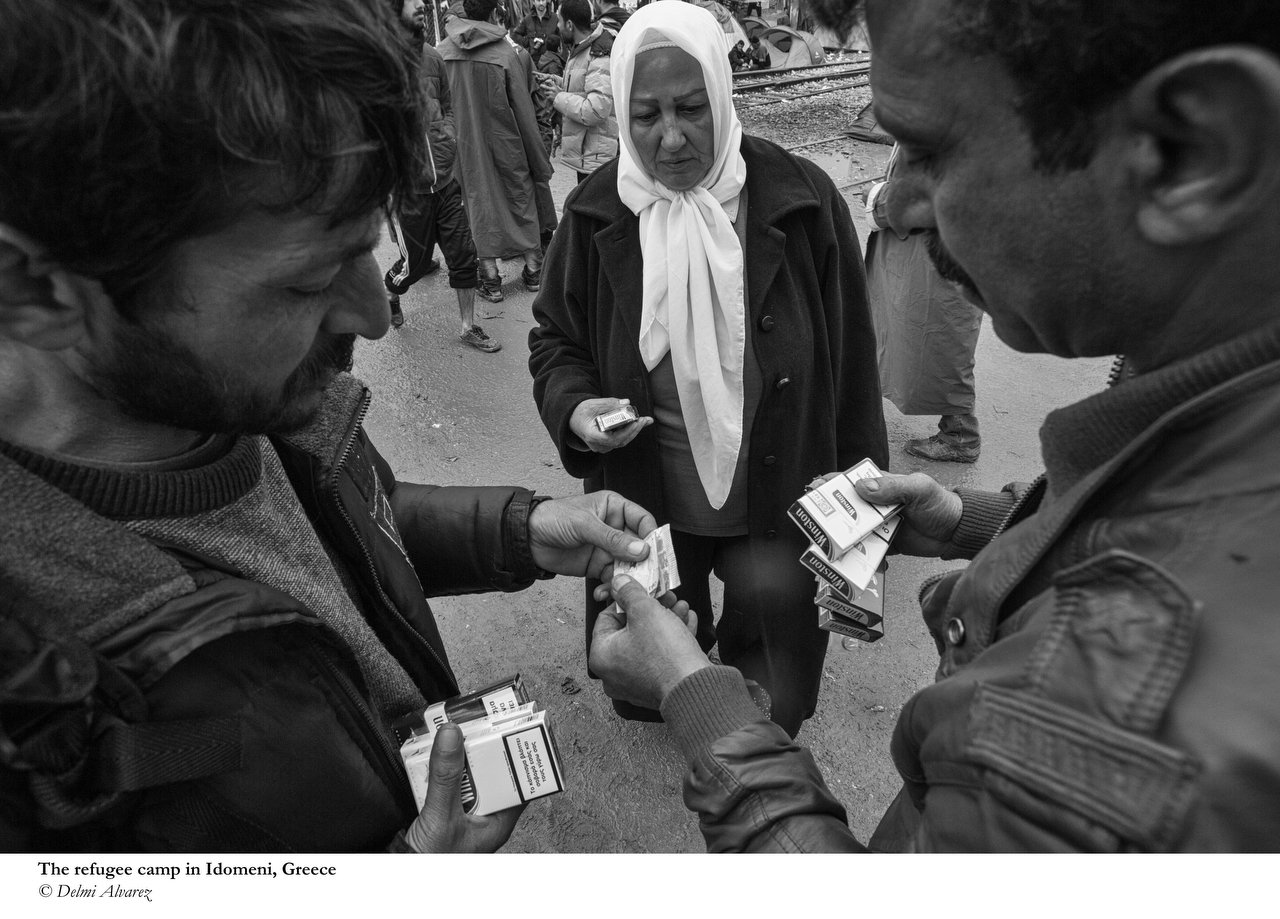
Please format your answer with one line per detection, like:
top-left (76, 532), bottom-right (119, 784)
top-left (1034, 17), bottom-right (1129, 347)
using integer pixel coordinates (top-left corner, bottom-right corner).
top-left (1041, 316), bottom-right (1280, 497)
top-left (568, 23), bottom-right (608, 58)
top-left (568, 135), bottom-right (820, 227)
top-left (574, 136), bottom-right (821, 345)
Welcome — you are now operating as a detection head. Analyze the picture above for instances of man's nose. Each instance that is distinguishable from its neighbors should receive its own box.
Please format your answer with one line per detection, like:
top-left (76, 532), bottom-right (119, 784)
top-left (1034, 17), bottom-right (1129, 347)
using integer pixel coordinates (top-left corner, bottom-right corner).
top-left (323, 253), bottom-right (391, 340)
top-left (885, 178), bottom-right (937, 238)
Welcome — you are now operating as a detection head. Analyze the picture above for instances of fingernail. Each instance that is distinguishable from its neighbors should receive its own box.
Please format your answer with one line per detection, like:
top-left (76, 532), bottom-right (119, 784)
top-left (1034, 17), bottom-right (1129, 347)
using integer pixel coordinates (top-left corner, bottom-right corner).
top-left (860, 479), bottom-right (880, 493)
top-left (436, 723), bottom-right (462, 751)
top-left (628, 539), bottom-right (645, 554)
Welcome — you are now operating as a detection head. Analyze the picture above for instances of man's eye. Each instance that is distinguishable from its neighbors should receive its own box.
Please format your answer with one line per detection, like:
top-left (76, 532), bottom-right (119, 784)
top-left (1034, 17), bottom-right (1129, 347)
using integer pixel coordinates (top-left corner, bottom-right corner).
top-left (287, 283), bottom-right (333, 299)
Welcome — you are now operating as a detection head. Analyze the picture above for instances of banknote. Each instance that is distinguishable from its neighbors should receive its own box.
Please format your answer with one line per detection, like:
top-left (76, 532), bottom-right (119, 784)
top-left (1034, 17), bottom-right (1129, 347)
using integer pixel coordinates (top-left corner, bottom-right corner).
top-left (615, 523), bottom-right (681, 597)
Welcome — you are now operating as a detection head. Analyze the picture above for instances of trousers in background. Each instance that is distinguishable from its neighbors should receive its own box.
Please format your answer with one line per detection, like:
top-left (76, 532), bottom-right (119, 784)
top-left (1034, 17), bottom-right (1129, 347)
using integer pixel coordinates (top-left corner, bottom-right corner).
top-left (385, 179), bottom-right (477, 293)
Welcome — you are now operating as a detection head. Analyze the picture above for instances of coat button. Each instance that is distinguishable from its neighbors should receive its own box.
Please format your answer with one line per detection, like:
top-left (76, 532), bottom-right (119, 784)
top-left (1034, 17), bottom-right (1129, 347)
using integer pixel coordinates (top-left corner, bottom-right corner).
top-left (945, 618), bottom-right (966, 646)
top-left (763, 455), bottom-right (776, 466)
top-left (775, 376), bottom-right (791, 391)
top-left (765, 529), bottom-right (777, 539)
top-left (759, 315), bottom-right (775, 332)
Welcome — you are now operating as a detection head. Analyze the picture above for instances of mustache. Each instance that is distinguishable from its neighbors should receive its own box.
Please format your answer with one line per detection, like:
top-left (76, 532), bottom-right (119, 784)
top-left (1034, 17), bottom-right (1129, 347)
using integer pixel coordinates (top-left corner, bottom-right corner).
top-left (288, 333), bottom-right (355, 391)
top-left (923, 231), bottom-right (980, 300)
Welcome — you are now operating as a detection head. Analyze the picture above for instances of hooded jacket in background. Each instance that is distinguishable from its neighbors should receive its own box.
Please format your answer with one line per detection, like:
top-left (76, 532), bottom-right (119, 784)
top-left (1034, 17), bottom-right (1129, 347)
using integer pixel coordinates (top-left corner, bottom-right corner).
top-left (554, 24), bottom-right (617, 175)
top-left (438, 18), bottom-right (553, 258)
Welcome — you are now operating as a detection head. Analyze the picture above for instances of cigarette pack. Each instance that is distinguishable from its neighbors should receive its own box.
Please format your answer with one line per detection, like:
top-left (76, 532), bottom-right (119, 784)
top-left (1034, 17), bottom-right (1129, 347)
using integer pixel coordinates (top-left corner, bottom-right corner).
top-left (595, 405), bottom-right (639, 432)
top-left (815, 566), bottom-right (885, 628)
top-left (615, 523), bottom-right (681, 596)
top-left (787, 459), bottom-right (901, 559)
top-left (817, 609), bottom-right (885, 643)
top-left (799, 517), bottom-right (898, 600)
top-left (402, 709), bottom-right (565, 816)
top-left (391, 674), bottom-right (530, 745)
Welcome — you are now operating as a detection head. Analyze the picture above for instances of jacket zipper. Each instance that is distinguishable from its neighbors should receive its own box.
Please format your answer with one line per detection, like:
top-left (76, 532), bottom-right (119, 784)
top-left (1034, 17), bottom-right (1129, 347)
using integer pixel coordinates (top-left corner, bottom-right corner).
top-left (328, 389), bottom-right (453, 680)
top-left (993, 474), bottom-right (1047, 539)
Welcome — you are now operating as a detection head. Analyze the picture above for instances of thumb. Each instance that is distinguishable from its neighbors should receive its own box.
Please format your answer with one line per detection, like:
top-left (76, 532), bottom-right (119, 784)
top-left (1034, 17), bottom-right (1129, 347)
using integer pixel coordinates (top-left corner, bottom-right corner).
top-left (422, 723), bottom-right (467, 822)
top-left (611, 573), bottom-right (655, 613)
top-left (854, 474), bottom-right (912, 507)
top-left (580, 512), bottom-right (648, 561)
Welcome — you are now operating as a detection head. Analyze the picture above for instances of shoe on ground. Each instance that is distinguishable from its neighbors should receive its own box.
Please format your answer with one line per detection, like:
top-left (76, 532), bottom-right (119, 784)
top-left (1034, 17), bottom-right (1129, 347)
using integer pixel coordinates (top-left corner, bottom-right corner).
top-left (388, 294), bottom-right (404, 329)
top-left (477, 275), bottom-right (504, 303)
top-left (459, 325), bottom-right (501, 353)
top-left (904, 434), bottom-right (980, 463)
top-left (521, 266), bottom-right (541, 292)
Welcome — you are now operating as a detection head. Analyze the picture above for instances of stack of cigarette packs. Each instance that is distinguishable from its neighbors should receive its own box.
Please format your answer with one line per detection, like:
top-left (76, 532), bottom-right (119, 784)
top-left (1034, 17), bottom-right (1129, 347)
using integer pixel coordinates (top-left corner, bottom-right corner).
top-left (787, 459), bottom-right (900, 643)
top-left (393, 674), bottom-right (565, 816)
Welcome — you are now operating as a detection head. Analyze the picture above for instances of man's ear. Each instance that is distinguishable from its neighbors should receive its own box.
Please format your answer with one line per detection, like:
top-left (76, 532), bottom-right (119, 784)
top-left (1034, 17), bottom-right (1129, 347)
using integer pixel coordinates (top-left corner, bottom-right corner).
top-left (1124, 46), bottom-right (1280, 246)
top-left (0, 225), bottom-right (106, 350)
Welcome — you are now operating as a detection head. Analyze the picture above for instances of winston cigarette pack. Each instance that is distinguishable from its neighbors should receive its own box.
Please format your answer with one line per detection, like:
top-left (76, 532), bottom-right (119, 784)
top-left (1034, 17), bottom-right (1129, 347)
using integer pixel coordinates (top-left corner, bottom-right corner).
top-left (787, 459), bottom-right (901, 558)
top-left (799, 516), bottom-right (899, 600)
top-left (816, 565), bottom-right (887, 643)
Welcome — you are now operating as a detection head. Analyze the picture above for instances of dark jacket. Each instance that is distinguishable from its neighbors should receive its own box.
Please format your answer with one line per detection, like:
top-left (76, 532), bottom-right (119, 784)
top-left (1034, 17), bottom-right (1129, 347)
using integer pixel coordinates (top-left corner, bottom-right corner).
top-left (594, 4), bottom-right (630, 34)
top-left (0, 375), bottom-right (545, 851)
top-left (418, 41), bottom-right (458, 190)
top-left (657, 320), bottom-right (1280, 852)
top-left (528, 135), bottom-right (888, 546)
top-left (511, 8), bottom-right (558, 49)
top-left (438, 18), bottom-right (552, 257)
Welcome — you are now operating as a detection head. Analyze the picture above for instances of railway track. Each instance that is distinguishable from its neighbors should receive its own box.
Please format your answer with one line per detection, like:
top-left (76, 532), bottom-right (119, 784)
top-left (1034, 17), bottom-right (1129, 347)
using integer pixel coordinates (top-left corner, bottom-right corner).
top-left (783, 134), bottom-right (886, 193)
top-left (732, 62), bottom-right (872, 109)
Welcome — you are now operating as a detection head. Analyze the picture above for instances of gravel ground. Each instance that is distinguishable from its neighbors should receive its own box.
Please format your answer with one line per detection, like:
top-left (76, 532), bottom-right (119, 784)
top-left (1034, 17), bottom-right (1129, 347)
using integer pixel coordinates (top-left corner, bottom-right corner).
top-left (737, 82), bottom-right (875, 148)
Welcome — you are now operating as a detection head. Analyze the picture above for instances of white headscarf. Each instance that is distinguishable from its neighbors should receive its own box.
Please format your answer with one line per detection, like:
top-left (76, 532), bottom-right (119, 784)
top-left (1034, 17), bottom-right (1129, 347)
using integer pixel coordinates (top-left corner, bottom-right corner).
top-left (612, 1), bottom-right (747, 511)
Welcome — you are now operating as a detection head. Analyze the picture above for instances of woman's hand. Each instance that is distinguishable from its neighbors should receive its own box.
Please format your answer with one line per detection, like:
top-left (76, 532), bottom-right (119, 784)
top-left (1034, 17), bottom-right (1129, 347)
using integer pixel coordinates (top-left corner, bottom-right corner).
top-left (569, 397), bottom-right (653, 454)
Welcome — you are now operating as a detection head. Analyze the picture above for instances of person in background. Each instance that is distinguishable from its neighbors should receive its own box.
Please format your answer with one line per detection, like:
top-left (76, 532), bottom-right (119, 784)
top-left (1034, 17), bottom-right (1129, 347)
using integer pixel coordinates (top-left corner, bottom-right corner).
top-left (554, 0), bottom-right (618, 185)
top-left (439, 0), bottom-right (552, 302)
top-left (589, 0), bottom-right (1280, 853)
top-left (728, 39), bottom-right (748, 72)
top-left (592, 0), bottom-right (629, 34)
top-left (529, 2), bottom-right (887, 738)
top-left (385, 0), bottom-right (497, 351)
top-left (863, 145), bottom-right (984, 460)
top-left (512, 0), bottom-right (558, 49)
top-left (748, 34), bottom-right (770, 70)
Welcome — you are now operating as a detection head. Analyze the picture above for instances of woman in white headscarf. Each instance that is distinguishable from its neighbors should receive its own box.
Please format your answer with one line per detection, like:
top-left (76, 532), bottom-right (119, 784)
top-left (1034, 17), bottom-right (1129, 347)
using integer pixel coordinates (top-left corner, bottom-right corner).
top-left (529, 0), bottom-right (886, 737)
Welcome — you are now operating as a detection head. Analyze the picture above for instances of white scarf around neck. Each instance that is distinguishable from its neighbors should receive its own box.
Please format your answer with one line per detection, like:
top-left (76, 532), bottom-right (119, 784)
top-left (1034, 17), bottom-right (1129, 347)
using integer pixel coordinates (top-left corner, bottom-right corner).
top-left (612, 2), bottom-right (747, 510)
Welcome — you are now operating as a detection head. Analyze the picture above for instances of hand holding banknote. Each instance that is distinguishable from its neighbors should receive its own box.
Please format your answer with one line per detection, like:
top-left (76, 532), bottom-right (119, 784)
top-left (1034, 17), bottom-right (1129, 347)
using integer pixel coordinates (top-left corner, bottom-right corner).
top-left (528, 490), bottom-right (657, 581)
top-left (590, 574), bottom-right (707, 711)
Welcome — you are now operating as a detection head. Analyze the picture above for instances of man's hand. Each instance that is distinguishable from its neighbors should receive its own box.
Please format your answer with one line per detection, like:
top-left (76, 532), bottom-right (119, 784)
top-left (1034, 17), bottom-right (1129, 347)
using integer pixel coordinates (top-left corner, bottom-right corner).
top-left (853, 472), bottom-right (963, 558)
top-left (589, 574), bottom-right (710, 711)
top-left (402, 724), bottom-right (523, 853)
top-left (528, 490), bottom-right (657, 580)
top-left (568, 397), bottom-right (653, 454)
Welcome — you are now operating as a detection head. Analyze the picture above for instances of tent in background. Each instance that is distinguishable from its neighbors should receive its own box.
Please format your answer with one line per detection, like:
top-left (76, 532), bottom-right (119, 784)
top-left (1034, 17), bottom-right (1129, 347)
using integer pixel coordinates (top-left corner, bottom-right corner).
top-left (757, 25), bottom-right (824, 68)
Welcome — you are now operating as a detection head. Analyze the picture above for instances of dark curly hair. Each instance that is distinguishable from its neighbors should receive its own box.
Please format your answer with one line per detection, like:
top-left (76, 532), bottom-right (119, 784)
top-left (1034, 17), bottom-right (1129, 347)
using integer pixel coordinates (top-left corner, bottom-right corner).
top-left (0, 0), bottom-right (426, 314)
top-left (804, 0), bottom-right (1280, 171)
